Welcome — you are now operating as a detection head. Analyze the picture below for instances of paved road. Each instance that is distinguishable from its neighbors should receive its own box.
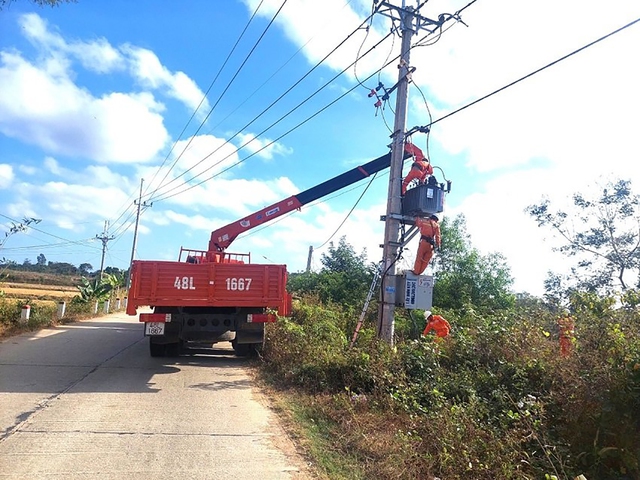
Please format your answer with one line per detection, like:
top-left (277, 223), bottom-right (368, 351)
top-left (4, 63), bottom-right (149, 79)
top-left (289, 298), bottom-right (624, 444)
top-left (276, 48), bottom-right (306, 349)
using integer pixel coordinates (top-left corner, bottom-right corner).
top-left (0, 312), bottom-right (312, 479)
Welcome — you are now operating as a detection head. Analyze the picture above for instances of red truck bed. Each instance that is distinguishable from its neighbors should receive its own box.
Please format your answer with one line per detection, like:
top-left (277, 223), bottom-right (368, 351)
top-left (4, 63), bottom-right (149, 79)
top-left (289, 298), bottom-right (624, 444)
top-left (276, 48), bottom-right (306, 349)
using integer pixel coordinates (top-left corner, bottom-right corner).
top-left (126, 260), bottom-right (291, 316)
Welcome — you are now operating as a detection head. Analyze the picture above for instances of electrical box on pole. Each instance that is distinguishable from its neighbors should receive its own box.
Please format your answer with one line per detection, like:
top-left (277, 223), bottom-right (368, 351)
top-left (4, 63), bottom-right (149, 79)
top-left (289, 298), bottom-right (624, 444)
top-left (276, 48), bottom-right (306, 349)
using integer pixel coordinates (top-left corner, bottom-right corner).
top-left (394, 271), bottom-right (433, 310)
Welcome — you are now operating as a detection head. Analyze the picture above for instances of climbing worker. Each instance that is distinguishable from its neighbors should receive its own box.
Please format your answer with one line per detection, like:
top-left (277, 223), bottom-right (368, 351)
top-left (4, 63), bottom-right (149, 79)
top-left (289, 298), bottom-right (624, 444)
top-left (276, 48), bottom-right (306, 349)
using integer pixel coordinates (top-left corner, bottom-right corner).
top-left (402, 142), bottom-right (433, 195)
top-left (422, 310), bottom-right (451, 339)
top-left (412, 214), bottom-right (441, 275)
top-left (557, 313), bottom-right (575, 357)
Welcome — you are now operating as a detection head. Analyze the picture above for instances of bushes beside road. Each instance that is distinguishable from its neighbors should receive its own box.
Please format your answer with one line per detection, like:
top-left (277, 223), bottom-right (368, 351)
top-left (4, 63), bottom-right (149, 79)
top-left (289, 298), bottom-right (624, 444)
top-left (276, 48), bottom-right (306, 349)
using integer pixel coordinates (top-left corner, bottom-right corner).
top-left (261, 297), bottom-right (640, 480)
top-left (0, 275), bottom-right (127, 337)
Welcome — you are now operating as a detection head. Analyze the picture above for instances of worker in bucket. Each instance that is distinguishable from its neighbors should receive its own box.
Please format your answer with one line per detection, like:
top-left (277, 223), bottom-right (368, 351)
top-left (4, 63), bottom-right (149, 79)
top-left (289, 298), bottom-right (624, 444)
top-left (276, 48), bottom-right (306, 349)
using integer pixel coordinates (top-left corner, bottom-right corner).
top-left (422, 311), bottom-right (451, 339)
top-left (401, 142), bottom-right (433, 195)
top-left (412, 214), bottom-right (441, 275)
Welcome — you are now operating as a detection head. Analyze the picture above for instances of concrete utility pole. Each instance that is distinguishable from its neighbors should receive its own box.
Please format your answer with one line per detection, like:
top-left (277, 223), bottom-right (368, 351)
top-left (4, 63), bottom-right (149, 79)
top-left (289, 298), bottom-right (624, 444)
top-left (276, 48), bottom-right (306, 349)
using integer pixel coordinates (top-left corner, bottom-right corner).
top-left (306, 245), bottom-right (313, 272)
top-left (96, 220), bottom-right (115, 281)
top-left (378, 6), bottom-right (416, 345)
top-left (126, 178), bottom-right (152, 288)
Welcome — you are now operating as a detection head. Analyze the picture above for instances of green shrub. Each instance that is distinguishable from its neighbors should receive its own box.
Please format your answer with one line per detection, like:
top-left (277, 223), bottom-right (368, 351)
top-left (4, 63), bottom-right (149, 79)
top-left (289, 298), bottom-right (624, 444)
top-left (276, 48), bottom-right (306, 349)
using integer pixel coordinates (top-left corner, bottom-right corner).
top-left (261, 296), bottom-right (640, 479)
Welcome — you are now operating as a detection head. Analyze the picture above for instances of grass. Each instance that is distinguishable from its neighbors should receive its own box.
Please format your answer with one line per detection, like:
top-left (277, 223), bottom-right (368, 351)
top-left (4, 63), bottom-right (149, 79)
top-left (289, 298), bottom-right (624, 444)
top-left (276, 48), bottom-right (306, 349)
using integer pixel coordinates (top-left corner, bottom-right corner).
top-left (259, 382), bottom-right (366, 480)
top-left (0, 269), bottom-right (82, 286)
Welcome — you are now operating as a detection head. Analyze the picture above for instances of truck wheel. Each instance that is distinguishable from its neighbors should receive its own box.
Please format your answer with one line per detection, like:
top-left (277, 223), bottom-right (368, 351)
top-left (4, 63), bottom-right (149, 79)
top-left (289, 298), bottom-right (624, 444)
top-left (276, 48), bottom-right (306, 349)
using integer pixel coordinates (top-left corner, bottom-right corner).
top-left (233, 341), bottom-right (261, 357)
top-left (149, 339), bottom-right (166, 357)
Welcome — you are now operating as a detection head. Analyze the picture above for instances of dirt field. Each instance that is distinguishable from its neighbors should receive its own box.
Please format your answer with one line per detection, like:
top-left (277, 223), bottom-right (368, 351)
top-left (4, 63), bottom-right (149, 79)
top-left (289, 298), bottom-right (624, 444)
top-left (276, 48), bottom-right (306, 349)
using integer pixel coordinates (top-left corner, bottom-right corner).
top-left (1, 283), bottom-right (77, 299)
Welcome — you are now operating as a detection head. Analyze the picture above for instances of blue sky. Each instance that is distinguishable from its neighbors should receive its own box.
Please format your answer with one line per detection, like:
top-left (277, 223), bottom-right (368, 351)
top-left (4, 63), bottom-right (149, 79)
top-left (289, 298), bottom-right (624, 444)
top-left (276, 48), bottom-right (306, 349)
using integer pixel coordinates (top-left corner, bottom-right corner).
top-left (1, 0), bottom-right (639, 296)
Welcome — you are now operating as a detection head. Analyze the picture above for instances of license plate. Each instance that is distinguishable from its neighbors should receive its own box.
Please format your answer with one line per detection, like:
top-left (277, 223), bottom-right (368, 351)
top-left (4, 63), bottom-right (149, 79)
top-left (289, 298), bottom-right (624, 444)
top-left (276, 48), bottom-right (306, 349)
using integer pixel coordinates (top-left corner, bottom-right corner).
top-left (145, 322), bottom-right (165, 336)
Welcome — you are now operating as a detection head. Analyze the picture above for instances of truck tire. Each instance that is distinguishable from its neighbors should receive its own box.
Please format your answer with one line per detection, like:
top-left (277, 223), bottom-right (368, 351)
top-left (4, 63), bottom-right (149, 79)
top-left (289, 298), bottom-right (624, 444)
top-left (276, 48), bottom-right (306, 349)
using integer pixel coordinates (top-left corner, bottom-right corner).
top-left (232, 341), bottom-right (261, 357)
top-left (149, 338), bottom-right (166, 357)
top-left (165, 342), bottom-right (181, 357)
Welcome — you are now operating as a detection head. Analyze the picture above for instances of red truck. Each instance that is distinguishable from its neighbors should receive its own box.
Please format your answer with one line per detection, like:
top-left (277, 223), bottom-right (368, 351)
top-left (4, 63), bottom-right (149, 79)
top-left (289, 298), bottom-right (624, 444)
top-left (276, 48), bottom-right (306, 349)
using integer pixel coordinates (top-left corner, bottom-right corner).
top-left (126, 248), bottom-right (291, 357)
top-left (126, 147), bottom-right (442, 357)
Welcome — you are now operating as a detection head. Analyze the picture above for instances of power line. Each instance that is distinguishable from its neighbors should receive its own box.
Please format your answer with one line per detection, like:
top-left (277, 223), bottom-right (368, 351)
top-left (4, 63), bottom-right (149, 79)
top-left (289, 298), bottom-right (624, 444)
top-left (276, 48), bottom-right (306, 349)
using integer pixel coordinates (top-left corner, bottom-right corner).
top-left (147, 7), bottom-right (387, 203)
top-left (150, 9), bottom-right (461, 205)
top-left (145, 0), bottom-right (269, 201)
top-left (174, 0), bottom-right (363, 170)
top-left (314, 172), bottom-right (379, 250)
top-left (102, 3), bottom-right (271, 231)
top-left (146, 0), bottom-right (290, 201)
top-left (430, 17), bottom-right (640, 127)
top-left (0, 213), bottom-right (101, 249)
top-left (150, 31), bottom-right (397, 203)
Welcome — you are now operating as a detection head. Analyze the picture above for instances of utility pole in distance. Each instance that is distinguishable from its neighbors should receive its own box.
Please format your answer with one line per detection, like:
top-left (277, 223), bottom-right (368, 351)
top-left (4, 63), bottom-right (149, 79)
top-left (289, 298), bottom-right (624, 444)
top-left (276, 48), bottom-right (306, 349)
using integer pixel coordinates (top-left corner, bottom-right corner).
top-left (126, 178), bottom-right (152, 288)
top-left (96, 220), bottom-right (115, 282)
top-left (306, 245), bottom-right (313, 272)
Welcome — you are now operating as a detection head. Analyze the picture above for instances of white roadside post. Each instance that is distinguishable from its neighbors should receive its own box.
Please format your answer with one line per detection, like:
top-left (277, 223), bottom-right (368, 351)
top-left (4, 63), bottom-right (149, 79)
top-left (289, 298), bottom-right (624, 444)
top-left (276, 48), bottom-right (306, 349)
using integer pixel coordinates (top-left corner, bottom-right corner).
top-left (57, 301), bottom-right (66, 319)
top-left (20, 305), bottom-right (30, 323)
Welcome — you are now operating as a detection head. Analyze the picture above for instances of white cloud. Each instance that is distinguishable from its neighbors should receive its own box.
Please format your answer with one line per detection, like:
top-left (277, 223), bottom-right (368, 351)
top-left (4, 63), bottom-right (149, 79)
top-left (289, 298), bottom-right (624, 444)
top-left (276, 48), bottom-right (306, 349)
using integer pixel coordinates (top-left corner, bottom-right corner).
top-left (242, 0), bottom-right (397, 84)
top-left (0, 13), bottom-right (222, 165)
top-left (123, 46), bottom-right (211, 116)
top-left (43, 156), bottom-right (63, 175)
top-left (35, 181), bottom-right (131, 228)
top-left (71, 38), bottom-right (124, 74)
top-left (18, 165), bottom-right (37, 175)
top-left (235, 132), bottom-right (294, 160)
top-left (0, 50), bottom-right (169, 164)
top-left (0, 164), bottom-right (14, 188)
top-left (159, 174), bottom-right (300, 219)
top-left (20, 13), bottom-right (125, 74)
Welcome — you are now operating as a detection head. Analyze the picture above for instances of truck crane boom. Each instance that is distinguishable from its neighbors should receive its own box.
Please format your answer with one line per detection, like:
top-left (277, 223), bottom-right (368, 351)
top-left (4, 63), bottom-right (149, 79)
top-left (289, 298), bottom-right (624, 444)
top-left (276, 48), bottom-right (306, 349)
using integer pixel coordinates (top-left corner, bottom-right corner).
top-left (127, 144), bottom-right (439, 358)
top-left (209, 150), bottom-right (406, 252)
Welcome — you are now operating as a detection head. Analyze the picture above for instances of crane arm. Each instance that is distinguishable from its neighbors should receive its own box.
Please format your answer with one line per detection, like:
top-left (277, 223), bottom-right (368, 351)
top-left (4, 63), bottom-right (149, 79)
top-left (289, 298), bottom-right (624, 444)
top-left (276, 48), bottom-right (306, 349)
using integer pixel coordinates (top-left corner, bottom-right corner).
top-left (209, 150), bottom-right (407, 251)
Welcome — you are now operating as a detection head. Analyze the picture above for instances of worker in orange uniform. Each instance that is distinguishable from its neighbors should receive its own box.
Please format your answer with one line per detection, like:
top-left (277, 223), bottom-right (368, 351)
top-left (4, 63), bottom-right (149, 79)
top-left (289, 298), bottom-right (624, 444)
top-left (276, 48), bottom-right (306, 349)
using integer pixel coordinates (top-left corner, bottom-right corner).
top-left (412, 214), bottom-right (441, 275)
top-left (558, 314), bottom-right (575, 357)
top-left (422, 311), bottom-right (451, 339)
top-left (402, 142), bottom-right (434, 195)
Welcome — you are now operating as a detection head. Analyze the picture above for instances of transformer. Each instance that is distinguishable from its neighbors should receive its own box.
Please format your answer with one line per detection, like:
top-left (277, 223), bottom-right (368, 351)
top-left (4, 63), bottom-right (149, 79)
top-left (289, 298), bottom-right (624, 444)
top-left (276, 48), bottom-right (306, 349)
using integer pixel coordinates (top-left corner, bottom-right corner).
top-left (402, 181), bottom-right (445, 217)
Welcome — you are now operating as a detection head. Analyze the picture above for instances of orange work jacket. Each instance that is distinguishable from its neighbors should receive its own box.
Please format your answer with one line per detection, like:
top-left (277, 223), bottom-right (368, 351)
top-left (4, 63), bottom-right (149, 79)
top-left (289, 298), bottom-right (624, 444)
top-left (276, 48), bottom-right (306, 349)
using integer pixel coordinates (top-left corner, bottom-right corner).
top-left (415, 217), bottom-right (441, 248)
top-left (423, 315), bottom-right (451, 338)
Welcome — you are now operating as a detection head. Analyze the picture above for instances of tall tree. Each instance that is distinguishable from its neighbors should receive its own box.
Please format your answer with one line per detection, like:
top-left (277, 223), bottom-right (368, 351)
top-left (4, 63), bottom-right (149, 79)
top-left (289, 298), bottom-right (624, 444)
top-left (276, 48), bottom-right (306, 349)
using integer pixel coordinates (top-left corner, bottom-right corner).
top-left (288, 237), bottom-right (375, 306)
top-left (527, 179), bottom-right (640, 292)
top-left (79, 263), bottom-right (93, 275)
top-left (431, 214), bottom-right (515, 311)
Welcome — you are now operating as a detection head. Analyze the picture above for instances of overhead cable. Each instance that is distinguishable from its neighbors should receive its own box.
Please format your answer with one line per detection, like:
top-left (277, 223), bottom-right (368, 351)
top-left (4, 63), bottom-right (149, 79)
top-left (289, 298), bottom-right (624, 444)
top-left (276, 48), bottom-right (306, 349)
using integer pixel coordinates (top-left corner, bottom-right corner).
top-left (150, 31), bottom-right (395, 203)
top-left (152, 7), bottom-right (465, 203)
top-left (148, 8), bottom-right (386, 203)
top-left (430, 17), bottom-right (640, 127)
top-left (147, 0), bottom-right (287, 201)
